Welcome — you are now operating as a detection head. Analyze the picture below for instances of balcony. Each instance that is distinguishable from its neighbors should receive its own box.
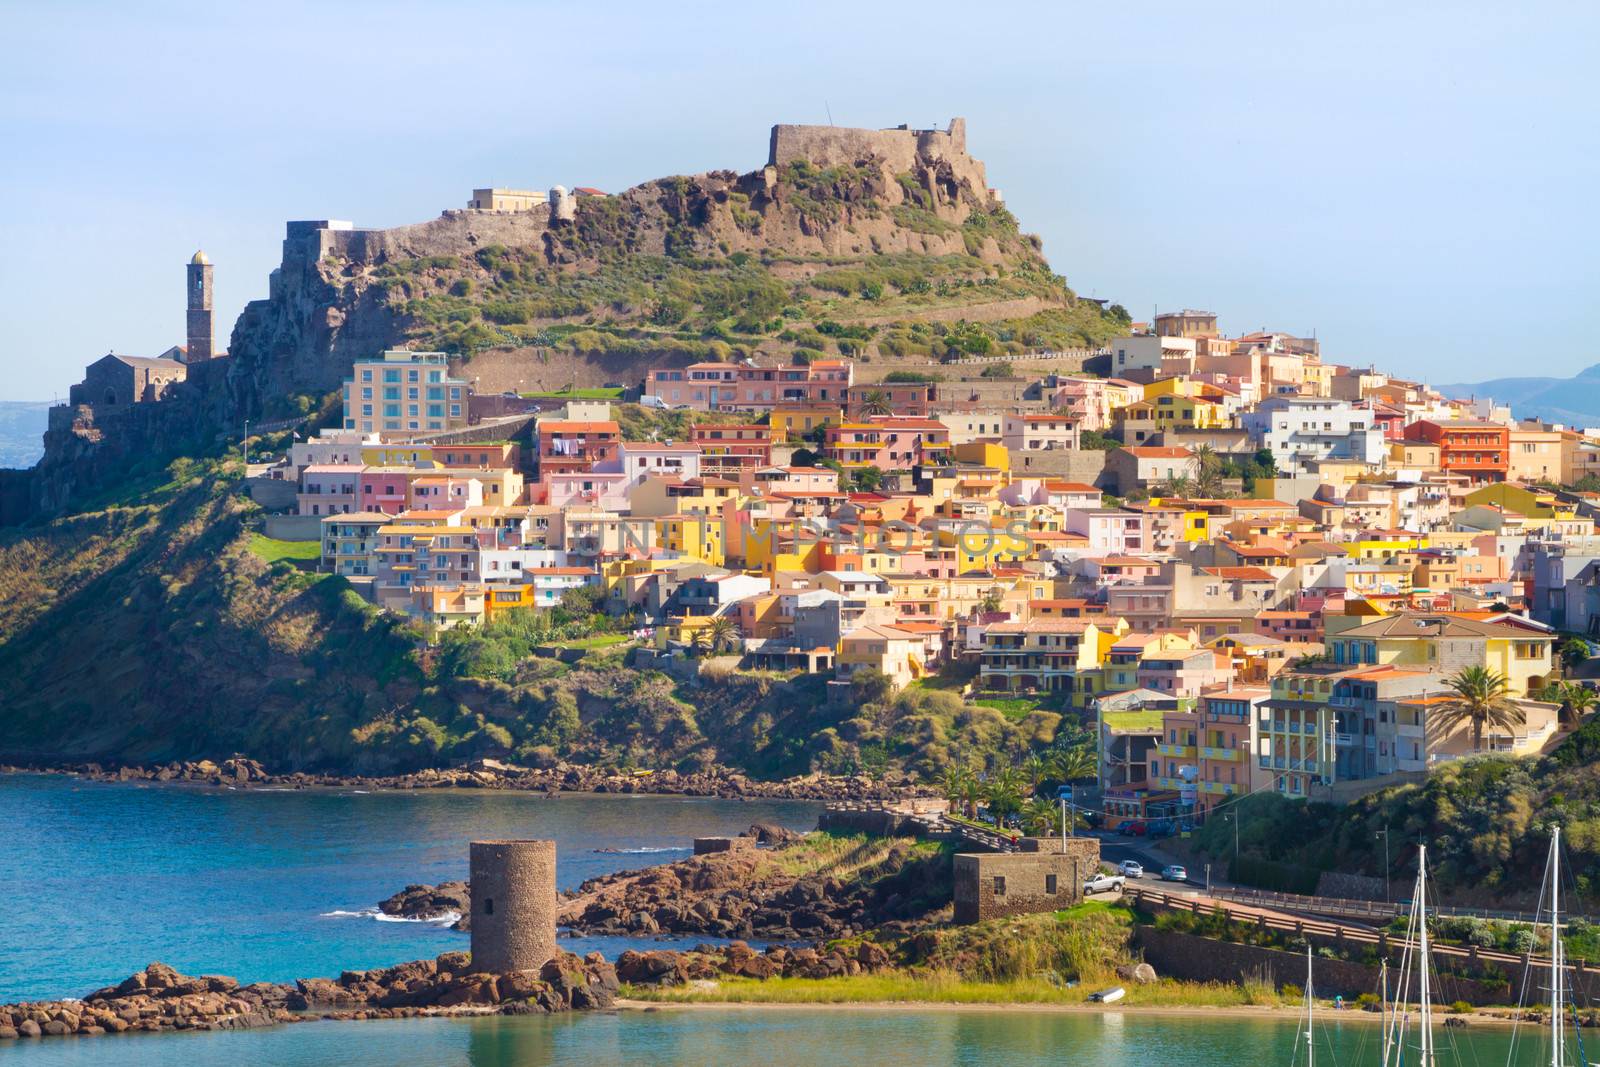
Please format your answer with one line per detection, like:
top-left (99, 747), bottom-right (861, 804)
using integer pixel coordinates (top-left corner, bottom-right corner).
top-left (1156, 743), bottom-right (1196, 758)
top-left (1199, 781), bottom-right (1239, 796)
top-left (1200, 746), bottom-right (1240, 761)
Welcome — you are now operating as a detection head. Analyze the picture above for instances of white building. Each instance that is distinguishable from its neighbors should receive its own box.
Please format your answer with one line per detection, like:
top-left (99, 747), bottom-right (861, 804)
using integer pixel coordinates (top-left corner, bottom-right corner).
top-left (1240, 396), bottom-right (1386, 475)
top-left (1002, 413), bottom-right (1079, 452)
top-left (1109, 335), bottom-right (1197, 377)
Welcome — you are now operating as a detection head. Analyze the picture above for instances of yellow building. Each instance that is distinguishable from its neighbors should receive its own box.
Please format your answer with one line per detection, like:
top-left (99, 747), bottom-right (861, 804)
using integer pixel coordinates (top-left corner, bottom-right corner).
top-left (950, 441), bottom-right (1011, 474)
top-left (1325, 613), bottom-right (1554, 695)
top-left (770, 405), bottom-right (844, 442)
top-left (838, 624), bottom-right (927, 691)
top-left (658, 514), bottom-right (725, 566)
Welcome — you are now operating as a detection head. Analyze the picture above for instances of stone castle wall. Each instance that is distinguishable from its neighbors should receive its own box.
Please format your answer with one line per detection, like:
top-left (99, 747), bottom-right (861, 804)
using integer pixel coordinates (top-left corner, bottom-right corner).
top-left (469, 840), bottom-right (558, 973)
top-left (769, 119), bottom-right (986, 194)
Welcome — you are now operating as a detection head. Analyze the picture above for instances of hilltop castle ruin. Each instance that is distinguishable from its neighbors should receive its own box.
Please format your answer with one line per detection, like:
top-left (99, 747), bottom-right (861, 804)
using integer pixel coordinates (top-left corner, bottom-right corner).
top-left (768, 118), bottom-right (990, 199)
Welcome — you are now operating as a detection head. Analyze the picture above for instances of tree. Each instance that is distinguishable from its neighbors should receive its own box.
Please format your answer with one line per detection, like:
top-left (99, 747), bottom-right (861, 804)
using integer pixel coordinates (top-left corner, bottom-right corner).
top-left (1050, 745), bottom-right (1097, 784)
top-left (1560, 637), bottom-right (1591, 672)
top-left (687, 626), bottom-right (711, 657)
top-left (1022, 797), bottom-right (1060, 837)
top-left (1435, 667), bottom-right (1525, 753)
top-left (1158, 475), bottom-right (1195, 500)
top-left (858, 389), bottom-right (892, 417)
top-left (850, 466), bottom-right (884, 492)
top-left (958, 771), bottom-right (984, 820)
top-left (706, 615), bottom-right (742, 654)
top-left (1192, 444), bottom-right (1226, 498)
top-left (984, 769), bottom-right (1025, 827)
top-left (1022, 752), bottom-right (1050, 797)
top-left (1565, 684), bottom-right (1598, 720)
top-left (941, 764), bottom-right (973, 813)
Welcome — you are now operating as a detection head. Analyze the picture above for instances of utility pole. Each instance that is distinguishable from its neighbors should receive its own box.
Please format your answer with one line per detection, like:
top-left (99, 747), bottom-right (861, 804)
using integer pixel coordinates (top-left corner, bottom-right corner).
top-left (243, 418), bottom-right (249, 465)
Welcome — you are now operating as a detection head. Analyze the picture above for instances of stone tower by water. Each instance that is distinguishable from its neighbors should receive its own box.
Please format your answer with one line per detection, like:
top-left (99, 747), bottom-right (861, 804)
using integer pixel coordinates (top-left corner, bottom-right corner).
top-left (185, 250), bottom-right (214, 362)
top-left (469, 840), bottom-right (558, 973)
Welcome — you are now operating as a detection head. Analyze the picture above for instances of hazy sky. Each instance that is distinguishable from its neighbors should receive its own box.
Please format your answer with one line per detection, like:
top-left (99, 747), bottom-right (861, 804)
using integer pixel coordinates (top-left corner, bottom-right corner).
top-left (3, 0), bottom-right (1596, 400)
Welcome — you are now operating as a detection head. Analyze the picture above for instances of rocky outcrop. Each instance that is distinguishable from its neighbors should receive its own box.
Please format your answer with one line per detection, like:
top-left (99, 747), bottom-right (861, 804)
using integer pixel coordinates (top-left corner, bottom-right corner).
top-left (17, 760), bottom-right (929, 801)
top-left (0, 953), bottom-right (618, 1043)
top-left (558, 835), bottom-right (949, 942)
top-left (613, 939), bottom-right (895, 986)
top-left (379, 882), bottom-right (470, 924)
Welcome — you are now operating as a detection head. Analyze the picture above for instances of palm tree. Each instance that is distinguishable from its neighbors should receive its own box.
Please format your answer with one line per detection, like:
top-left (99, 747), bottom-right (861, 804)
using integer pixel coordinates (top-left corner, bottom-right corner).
top-left (688, 626), bottom-right (711, 658)
top-left (1435, 666), bottom-right (1525, 753)
top-left (941, 764), bottom-right (972, 813)
top-left (1192, 444), bottom-right (1226, 498)
top-left (984, 768), bottom-right (1025, 828)
top-left (706, 615), bottom-right (742, 654)
top-left (1559, 682), bottom-right (1598, 725)
top-left (858, 389), bottom-right (892, 417)
top-left (1158, 475), bottom-right (1194, 500)
top-left (1050, 745), bottom-right (1096, 785)
top-left (1022, 797), bottom-right (1060, 837)
top-left (1022, 752), bottom-right (1049, 797)
top-left (958, 771), bottom-right (984, 820)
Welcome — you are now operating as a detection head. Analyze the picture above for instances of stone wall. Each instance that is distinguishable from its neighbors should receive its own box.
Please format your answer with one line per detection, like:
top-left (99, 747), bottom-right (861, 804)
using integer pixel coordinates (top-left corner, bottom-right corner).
top-left (469, 840), bottom-right (558, 973)
top-left (1131, 925), bottom-right (1583, 1006)
top-left (769, 119), bottom-right (986, 194)
top-left (953, 837), bottom-right (1098, 924)
top-left (1010, 448), bottom-right (1110, 485)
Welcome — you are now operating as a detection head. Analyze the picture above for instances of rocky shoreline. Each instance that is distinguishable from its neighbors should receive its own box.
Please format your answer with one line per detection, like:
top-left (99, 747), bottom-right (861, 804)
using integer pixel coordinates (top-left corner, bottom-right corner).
top-left (383, 826), bottom-right (950, 943)
top-left (0, 953), bottom-right (620, 1042)
top-left (0, 757), bottom-right (929, 802)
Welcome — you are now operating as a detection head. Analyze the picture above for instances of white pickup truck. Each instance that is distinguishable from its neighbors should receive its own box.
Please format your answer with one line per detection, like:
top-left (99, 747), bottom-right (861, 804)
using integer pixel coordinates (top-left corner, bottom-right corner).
top-left (1083, 872), bottom-right (1126, 894)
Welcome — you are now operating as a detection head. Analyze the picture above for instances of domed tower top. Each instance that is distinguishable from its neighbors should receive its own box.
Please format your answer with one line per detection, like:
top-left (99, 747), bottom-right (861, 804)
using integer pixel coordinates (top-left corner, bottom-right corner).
top-left (186, 250), bottom-right (214, 361)
top-left (190, 249), bottom-right (210, 265)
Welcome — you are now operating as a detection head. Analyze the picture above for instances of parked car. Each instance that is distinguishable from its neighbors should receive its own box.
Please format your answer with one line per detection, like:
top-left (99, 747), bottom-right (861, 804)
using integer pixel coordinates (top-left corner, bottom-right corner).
top-left (1083, 872), bottom-right (1126, 894)
top-left (1160, 864), bottom-right (1188, 883)
top-left (1112, 820), bottom-right (1147, 836)
top-left (1118, 860), bottom-right (1144, 879)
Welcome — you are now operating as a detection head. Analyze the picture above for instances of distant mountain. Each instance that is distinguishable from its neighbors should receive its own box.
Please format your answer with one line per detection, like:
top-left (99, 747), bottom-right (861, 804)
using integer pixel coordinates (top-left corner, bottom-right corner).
top-left (1438, 364), bottom-right (1600, 427)
top-left (0, 401), bottom-right (48, 469)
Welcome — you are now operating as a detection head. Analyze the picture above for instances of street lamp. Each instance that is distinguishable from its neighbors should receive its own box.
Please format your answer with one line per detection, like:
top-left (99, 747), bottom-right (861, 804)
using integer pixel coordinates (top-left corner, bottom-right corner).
top-left (1375, 827), bottom-right (1391, 903)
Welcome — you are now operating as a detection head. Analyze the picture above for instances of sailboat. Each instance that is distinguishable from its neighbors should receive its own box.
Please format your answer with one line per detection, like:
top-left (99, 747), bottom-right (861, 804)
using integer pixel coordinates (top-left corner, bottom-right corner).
top-left (1507, 825), bottom-right (1581, 1067)
top-left (1382, 845), bottom-right (1437, 1067)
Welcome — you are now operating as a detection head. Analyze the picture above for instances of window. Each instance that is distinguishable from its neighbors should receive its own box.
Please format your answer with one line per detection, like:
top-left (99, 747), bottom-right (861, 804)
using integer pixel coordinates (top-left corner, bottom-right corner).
top-left (483, 898), bottom-right (493, 916)
top-left (1045, 874), bottom-right (1058, 895)
top-left (993, 876), bottom-right (1006, 896)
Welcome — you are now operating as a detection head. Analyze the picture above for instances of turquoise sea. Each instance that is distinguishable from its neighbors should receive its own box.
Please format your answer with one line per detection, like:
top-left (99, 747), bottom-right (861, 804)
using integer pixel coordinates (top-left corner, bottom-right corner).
top-left (0, 775), bottom-right (1569, 1065)
top-left (0, 775), bottom-right (816, 1002)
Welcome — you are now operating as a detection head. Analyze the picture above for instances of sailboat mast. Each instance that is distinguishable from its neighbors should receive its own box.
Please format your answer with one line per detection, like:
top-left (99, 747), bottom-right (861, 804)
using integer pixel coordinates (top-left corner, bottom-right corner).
top-left (1418, 845), bottom-right (1434, 1067)
top-left (1380, 959), bottom-right (1391, 1067)
top-left (1552, 825), bottom-right (1563, 1067)
top-left (1306, 942), bottom-right (1315, 1067)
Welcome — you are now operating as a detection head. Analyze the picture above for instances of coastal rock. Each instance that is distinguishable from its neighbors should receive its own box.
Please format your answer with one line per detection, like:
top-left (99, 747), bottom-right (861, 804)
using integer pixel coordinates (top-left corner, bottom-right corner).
top-left (1116, 962), bottom-right (1158, 985)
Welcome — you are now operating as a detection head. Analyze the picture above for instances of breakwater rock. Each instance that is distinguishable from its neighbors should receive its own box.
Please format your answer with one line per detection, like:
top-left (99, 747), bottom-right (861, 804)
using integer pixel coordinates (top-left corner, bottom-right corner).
top-left (0, 953), bottom-right (618, 1043)
top-left (8, 759), bottom-right (929, 802)
top-left (387, 833), bottom-right (950, 940)
top-left (615, 939), bottom-right (894, 985)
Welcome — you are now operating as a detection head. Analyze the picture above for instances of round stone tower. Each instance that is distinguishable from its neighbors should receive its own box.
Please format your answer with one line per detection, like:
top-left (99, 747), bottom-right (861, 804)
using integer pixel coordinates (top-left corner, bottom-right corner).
top-left (469, 839), bottom-right (557, 973)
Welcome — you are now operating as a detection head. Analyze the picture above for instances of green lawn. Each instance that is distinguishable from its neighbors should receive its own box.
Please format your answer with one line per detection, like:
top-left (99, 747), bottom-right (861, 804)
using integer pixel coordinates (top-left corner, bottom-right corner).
top-left (520, 387), bottom-right (625, 400)
top-left (1101, 709), bottom-right (1166, 732)
top-left (975, 696), bottom-right (1046, 721)
top-left (246, 534), bottom-right (321, 564)
top-left (555, 633), bottom-right (634, 650)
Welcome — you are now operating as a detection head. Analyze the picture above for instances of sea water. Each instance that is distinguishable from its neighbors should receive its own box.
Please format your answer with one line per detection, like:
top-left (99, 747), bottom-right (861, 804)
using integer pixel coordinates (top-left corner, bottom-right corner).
top-left (0, 774), bottom-right (816, 1001)
top-left (0, 775), bottom-right (1563, 1065)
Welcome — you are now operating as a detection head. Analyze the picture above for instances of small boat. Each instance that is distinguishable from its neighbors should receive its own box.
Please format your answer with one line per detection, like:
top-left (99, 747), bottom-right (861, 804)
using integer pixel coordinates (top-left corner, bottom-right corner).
top-left (1088, 986), bottom-right (1125, 1003)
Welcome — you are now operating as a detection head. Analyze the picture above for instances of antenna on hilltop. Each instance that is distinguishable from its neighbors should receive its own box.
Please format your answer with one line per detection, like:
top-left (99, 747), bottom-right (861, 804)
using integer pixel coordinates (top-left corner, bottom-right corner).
top-left (826, 101), bottom-right (834, 127)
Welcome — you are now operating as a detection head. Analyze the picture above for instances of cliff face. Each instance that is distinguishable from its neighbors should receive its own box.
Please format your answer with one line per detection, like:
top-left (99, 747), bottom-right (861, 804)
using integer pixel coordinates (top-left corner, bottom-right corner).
top-left (13, 121), bottom-right (1123, 520)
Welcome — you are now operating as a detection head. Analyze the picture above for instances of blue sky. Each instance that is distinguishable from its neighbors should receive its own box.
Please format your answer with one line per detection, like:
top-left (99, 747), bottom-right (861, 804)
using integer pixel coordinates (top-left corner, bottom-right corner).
top-left (2, 0), bottom-right (1595, 400)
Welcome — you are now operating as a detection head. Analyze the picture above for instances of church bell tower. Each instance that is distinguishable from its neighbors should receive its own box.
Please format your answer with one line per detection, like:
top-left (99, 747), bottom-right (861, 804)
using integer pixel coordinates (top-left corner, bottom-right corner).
top-left (186, 250), bottom-right (214, 362)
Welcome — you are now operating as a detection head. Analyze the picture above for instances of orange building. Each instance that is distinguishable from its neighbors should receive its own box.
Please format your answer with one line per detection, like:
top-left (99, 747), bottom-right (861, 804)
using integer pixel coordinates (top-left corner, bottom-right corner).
top-left (1404, 419), bottom-right (1508, 484)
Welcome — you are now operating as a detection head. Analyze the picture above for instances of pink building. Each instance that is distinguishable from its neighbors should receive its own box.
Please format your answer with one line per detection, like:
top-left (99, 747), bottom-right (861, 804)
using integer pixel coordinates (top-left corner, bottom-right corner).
top-left (298, 464), bottom-right (362, 516)
top-left (743, 466), bottom-right (842, 495)
top-left (645, 360), bottom-right (854, 410)
top-left (824, 417), bottom-right (952, 470)
top-left (1137, 648), bottom-right (1234, 698)
top-left (545, 469), bottom-right (630, 510)
top-left (357, 467), bottom-right (412, 515)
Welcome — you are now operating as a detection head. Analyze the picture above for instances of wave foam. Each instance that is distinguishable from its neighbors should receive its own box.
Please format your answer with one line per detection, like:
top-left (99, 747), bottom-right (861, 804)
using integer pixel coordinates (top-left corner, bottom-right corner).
top-left (595, 846), bottom-right (691, 855)
top-left (320, 908), bottom-right (461, 925)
